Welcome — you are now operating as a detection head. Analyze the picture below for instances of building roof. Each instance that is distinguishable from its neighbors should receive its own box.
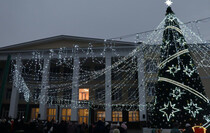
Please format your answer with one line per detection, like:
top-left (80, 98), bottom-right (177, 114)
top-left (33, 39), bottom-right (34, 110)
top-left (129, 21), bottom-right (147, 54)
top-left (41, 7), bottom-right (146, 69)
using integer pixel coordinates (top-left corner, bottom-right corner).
top-left (0, 35), bottom-right (135, 52)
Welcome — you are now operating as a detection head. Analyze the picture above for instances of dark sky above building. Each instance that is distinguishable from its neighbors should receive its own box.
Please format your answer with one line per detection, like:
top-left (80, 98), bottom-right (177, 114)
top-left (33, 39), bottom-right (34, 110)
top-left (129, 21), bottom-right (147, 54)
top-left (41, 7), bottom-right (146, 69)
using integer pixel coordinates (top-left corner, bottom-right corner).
top-left (0, 0), bottom-right (209, 47)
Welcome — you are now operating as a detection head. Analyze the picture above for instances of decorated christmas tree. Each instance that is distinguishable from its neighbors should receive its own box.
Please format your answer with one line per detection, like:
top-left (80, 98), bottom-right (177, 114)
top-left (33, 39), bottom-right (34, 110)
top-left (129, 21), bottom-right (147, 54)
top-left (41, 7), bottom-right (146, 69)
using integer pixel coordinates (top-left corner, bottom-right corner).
top-left (150, 6), bottom-right (210, 128)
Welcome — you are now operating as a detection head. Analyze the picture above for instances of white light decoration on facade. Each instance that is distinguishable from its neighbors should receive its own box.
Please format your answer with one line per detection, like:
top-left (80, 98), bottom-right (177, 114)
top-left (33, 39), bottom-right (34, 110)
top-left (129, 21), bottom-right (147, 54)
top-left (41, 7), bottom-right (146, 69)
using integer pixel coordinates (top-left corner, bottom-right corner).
top-left (8, 11), bottom-right (210, 113)
top-left (159, 101), bottom-right (180, 121)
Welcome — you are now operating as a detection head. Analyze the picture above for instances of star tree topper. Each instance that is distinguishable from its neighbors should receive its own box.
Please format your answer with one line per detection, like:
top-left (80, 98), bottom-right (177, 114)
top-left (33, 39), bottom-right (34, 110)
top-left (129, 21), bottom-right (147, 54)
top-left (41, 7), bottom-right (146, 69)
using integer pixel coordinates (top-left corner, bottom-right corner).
top-left (165, 0), bottom-right (173, 6)
top-left (159, 101), bottom-right (180, 121)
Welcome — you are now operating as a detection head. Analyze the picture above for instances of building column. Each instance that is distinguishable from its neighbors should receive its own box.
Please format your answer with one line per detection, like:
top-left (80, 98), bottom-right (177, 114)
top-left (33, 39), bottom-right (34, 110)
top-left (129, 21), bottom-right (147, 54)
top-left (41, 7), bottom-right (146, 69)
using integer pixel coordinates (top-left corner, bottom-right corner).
top-left (9, 55), bottom-right (22, 118)
top-left (105, 51), bottom-right (112, 122)
top-left (137, 47), bottom-right (147, 121)
top-left (71, 56), bottom-right (80, 122)
top-left (59, 107), bottom-right (62, 122)
top-left (39, 57), bottom-right (50, 120)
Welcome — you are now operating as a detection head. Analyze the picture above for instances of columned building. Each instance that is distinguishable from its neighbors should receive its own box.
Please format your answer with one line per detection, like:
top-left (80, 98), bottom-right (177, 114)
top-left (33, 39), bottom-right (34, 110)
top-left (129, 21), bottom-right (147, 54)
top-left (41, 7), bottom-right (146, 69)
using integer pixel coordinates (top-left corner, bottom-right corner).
top-left (0, 35), bottom-right (209, 128)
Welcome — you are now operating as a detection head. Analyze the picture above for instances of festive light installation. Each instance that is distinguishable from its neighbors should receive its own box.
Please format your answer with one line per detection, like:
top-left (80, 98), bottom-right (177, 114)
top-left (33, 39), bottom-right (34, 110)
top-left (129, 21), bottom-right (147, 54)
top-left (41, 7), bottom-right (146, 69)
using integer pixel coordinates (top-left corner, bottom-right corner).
top-left (7, 5), bottom-right (210, 113)
top-left (149, 7), bottom-right (210, 128)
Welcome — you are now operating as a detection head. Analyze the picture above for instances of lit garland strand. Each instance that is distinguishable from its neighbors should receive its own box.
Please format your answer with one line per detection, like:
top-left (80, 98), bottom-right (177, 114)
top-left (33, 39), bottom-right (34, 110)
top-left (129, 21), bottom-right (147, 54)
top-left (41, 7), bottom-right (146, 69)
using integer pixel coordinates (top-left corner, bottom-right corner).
top-left (158, 49), bottom-right (189, 68)
top-left (8, 13), bottom-right (210, 110)
top-left (158, 77), bottom-right (209, 103)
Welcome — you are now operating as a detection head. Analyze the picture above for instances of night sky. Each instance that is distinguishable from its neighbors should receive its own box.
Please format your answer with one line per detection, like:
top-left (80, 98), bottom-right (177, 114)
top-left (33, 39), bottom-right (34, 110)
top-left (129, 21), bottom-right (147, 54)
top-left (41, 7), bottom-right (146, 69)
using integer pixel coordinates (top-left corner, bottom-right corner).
top-left (0, 0), bottom-right (209, 47)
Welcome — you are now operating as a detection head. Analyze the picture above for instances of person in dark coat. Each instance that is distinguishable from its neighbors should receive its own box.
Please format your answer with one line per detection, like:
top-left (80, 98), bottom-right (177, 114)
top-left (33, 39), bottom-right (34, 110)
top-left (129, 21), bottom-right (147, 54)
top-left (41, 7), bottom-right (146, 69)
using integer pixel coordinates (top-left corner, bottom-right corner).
top-left (183, 123), bottom-right (194, 133)
top-left (0, 119), bottom-right (10, 133)
top-left (93, 120), bottom-right (105, 133)
top-left (170, 123), bottom-right (181, 133)
top-left (105, 122), bottom-right (110, 133)
top-left (119, 122), bottom-right (127, 133)
top-left (89, 123), bottom-right (96, 133)
top-left (80, 122), bottom-right (86, 133)
top-left (58, 120), bottom-right (67, 133)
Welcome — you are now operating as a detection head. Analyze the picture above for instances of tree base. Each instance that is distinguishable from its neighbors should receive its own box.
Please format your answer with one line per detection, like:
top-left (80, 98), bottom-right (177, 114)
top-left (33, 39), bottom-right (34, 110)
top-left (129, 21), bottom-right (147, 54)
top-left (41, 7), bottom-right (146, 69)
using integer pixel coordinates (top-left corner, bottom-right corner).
top-left (143, 128), bottom-right (184, 133)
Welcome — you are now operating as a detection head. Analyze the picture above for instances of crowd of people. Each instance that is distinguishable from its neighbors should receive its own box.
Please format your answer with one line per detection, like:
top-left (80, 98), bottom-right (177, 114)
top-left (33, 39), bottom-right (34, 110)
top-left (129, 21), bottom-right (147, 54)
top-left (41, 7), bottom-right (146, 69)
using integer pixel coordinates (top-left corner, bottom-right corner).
top-left (151, 123), bottom-right (208, 133)
top-left (1, 118), bottom-right (208, 133)
top-left (0, 118), bottom-right (128, 133)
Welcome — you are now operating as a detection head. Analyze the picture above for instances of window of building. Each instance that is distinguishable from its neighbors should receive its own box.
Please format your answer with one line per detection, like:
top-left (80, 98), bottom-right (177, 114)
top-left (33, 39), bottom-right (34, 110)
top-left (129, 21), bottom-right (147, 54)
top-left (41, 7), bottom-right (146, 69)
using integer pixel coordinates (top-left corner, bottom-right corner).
top-left (129, 111), bottom-right (139, 122)
top-left (79, 88), bottom-right (89, 101)
top-left (17, 107), bottom-right (25, 119)
top-left (96, 111), bottom-right (105, 122)
top-left (0, 68), bottom-right (3, 80)
top-left (33, 88), bottom-right (40, 101)
top-left (112, 111), bottom-right (122, 122)
top-left (145, 60), bottom-right (157, 73)
top-left (128, 88), bottom-right (138, 100)
top-left (63, 89), bottom-right (72, 101)
top-left (19, 92), bottom-right (25, 100)
top-left (31, 108), bottom-right (39, 120)
top-left (6, 89), bottom-right (12, 100)
top-left (147, 82), bottom-right (156, 96)
top-left (62, 108), bottom-right (71, 121)
top-left (47, 108), bottom-right (56, 121)
top-left (1, 108), bottom-right (9, 118)
top-left (112, 89), bottom-right (122, 101)
top-left (95, 89), bottom-right (105, 101)
top-left (48, 90), bottom-right (57, 104)
top-left (78, 109), bottom-right (89, 124)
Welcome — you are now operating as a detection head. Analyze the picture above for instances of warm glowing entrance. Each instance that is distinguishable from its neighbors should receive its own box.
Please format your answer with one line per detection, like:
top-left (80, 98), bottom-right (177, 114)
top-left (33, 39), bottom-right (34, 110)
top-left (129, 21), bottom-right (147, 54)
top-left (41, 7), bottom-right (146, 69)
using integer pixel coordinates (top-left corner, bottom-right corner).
top-left (31, 108), bottom-right (39, 120)
top-left (129, 111), bottom-right (139, 122)
top-left (112, 111), bottom-right (122, 122)
top-left (78, 109), bottom-right (89, 124)
top-left (62, 108), bottom-right (71, 121)
top-left (96, 111), bottom-right (105, 122)
top-left (47, 108), bottom-right (56, 121)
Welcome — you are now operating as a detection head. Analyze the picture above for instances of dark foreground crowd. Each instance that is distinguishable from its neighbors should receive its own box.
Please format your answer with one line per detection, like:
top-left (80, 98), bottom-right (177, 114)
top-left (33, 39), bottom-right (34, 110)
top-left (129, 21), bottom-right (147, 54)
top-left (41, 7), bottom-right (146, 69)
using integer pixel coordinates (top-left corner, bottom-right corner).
top-left (0, 118), bottom-right (127, 133)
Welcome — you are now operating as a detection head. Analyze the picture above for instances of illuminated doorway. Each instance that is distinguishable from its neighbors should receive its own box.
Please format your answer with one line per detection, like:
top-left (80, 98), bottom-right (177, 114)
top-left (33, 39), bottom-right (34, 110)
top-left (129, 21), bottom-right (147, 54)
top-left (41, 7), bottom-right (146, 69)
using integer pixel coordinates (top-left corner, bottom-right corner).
top-left (62, 108), bottom-right (71, 121)
top-left (112, 111), bottom-right (123, 122)
top-left (128, 111), bottom-right (139, 122)
top-left (47, 108), bottom-right (56, 121)
top-left (78, 109), bottom-right (89, 124)
top-left (31, 108), bottom-right (39, 120)
top-left (96, 111), bottom-right (105, 122)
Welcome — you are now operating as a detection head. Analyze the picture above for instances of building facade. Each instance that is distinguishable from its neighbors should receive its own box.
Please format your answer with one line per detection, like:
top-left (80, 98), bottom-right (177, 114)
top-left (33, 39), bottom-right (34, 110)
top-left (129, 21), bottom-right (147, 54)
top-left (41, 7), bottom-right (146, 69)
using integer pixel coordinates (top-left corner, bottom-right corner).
top-left (0, 35), bottom-right (209, 128)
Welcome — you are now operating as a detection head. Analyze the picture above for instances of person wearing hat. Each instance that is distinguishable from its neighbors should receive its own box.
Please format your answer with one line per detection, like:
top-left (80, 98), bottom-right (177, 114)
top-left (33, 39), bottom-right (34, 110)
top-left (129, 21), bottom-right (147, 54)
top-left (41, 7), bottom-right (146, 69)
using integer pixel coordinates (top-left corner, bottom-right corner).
top-left (119, 122), bottom-right (127, 133)
top-left (105, 122), bottom-right (110, 133)
top-left (170, 123), bottom-right (181, 133)
top-left (183, 123), bottom-right (194, 133)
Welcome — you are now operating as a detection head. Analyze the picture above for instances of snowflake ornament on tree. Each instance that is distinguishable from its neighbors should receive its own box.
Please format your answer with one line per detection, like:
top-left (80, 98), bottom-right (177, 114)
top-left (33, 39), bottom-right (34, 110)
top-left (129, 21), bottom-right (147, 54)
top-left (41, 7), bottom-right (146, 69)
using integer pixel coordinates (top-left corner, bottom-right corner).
top-left (159, 101), bottom-right (180, 121)
top-left (166, 64), bottom-right (180, 76)
top-left (170, 87), bottom-right (185, 100)
top-left (183, 65), bottom-right (195, 77)
top-left (184, 99), bottom-right (203, 118)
